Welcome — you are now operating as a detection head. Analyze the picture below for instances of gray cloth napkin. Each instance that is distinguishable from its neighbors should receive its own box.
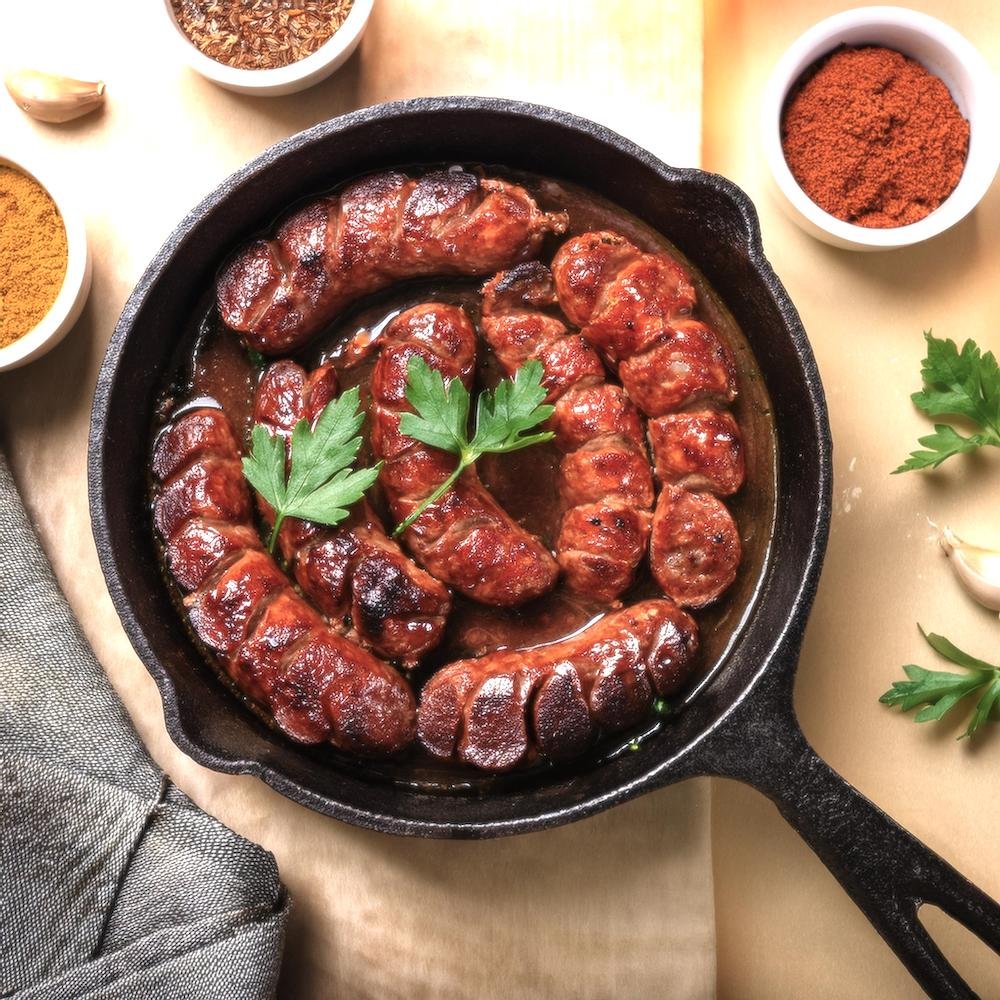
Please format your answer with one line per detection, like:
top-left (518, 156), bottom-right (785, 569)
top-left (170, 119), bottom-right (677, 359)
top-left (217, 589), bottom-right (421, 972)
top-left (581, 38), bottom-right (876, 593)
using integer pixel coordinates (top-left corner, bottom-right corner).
top-left (0, 449), bottom-right (289, 998)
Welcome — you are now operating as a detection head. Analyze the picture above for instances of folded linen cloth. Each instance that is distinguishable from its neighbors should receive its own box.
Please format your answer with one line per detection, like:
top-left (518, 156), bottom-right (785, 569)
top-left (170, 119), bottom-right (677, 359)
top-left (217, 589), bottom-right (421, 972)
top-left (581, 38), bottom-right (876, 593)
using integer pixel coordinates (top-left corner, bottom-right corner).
top-left (0, 449), bottom-right (288, 999)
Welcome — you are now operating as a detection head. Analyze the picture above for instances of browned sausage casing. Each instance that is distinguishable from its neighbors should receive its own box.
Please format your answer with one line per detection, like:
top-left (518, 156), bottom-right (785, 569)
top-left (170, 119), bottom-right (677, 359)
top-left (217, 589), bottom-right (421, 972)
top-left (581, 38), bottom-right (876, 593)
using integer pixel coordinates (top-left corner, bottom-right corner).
top-left (647, 410), bottom-right (745, 497)
top-left (369, 303), bottom-right (560, 607)
top-left (253, 359), bottom-right (451, 665)
top-left (152, 406), bottom-right (416, 754)
top-left (649, 486), bottom-right (741, 609)
top-left (551, 231), bottom-right (745, 608)
top-left (217, 169), bottom-right (569, 355)
top-left (418, 598), bottom-right (699, 771)
top-left (481, 261), bottom-right (653, 602)
top-left (551, 231), bottom-right (739, 416)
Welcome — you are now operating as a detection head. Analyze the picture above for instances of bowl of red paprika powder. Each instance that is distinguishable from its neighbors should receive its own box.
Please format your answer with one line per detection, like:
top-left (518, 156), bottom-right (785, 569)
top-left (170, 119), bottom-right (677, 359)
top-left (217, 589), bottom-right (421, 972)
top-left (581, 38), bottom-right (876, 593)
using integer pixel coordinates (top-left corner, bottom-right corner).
top-left (762, 6), bottom-right (1000, 251)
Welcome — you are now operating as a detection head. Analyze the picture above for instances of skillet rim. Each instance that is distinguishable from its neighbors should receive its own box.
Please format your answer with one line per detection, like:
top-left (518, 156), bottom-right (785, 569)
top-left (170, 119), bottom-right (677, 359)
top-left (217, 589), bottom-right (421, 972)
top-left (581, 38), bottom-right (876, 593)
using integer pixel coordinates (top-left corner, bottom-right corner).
top-left (88, 96), bottom-right (833, 838)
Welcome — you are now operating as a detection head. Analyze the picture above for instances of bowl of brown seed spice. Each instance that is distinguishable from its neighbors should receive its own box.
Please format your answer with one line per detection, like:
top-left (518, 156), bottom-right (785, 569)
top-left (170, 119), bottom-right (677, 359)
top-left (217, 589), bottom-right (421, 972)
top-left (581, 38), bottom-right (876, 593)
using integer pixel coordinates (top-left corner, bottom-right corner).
top-left (0, 153), bottom-right (91, 372)
top-left (162, 0), bottom-right (372, 96)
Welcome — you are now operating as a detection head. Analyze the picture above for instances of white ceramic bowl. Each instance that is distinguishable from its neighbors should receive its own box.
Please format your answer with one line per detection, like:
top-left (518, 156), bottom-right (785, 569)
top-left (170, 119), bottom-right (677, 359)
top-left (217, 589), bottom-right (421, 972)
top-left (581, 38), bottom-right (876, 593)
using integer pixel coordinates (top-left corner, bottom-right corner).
top-left (0, 154), bottom-right (91, 373)
top-left (762, 6), bottom-right (1000, 251)
top-left (161, 0), bottom-right (373, 96)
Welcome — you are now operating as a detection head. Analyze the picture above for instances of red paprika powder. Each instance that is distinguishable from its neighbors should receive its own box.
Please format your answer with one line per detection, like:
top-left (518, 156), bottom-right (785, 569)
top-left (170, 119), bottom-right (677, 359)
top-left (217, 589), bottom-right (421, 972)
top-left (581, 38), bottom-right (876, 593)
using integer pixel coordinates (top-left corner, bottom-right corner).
top-left (781, 46), bottom-right (970, 228)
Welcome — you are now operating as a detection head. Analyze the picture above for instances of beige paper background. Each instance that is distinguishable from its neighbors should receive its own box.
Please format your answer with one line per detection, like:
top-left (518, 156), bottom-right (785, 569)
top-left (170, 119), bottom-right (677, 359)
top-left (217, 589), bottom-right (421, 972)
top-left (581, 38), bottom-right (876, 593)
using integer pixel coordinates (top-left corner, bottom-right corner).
top-left (0, 3), bottom-right (716, 999)
top-left (704, 1), bottom-right (1000, 996)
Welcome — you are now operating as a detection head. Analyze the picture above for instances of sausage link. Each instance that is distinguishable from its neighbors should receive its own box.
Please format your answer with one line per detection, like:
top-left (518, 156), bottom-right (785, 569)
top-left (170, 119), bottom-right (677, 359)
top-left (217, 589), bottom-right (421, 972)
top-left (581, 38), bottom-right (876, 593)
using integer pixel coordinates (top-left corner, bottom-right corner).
top-left (369, 303), bottom-right (560, 607)
top-left (481, 262), bottom-right (653, 602)
top-left (648, 486), bottom-right (741, 608)
top-left (253, 359), bottom-right (451, 666)
top-left (551, 231), bottom-right (736, 411)
top-left (417, 598), bottom-right (699, 771)
top-left (647, 410), bottom-right (744, 496)
top-left (552, 231), bottom-right (697, 361)
top-left (152, 407), bottom-right (416, 754)
top-left (217, 169), bottom-right (569, 355)
top-left (551, 231), bottom-right (745, 607)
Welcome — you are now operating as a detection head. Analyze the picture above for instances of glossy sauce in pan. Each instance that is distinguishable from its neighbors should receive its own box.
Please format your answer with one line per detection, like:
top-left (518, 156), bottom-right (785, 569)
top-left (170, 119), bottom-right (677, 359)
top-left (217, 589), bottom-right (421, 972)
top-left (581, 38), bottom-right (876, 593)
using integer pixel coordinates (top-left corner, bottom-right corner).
top-left (152, 167), bottom-right (777, 792)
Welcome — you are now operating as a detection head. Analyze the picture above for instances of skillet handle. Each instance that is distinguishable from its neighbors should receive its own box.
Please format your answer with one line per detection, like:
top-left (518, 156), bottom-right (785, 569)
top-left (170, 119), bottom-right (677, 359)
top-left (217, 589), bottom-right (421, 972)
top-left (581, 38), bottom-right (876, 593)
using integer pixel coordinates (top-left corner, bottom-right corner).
top-left (688, 672), bottom-right (1000, 999)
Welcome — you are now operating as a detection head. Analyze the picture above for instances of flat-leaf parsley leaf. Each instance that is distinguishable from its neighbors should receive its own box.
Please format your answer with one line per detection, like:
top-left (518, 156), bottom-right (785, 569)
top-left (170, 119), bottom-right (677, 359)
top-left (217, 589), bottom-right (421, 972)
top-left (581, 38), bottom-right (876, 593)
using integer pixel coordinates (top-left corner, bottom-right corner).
top-left (242, 386), bottom-right (380, 554)
top-left (894, 332), bottom-right (1000, 473)
top-left (879, 628), bottom-right (1000, 738)
top-left (393, 356), bottom-right (554, 536)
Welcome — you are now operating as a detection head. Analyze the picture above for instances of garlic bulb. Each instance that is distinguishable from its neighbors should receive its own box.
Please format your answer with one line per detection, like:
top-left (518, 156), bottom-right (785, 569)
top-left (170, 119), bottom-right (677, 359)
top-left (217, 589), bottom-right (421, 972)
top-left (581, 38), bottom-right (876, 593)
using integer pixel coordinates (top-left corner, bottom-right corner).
top-left (939, 527), bottom-right (1000, 615)
top-left (4, 70), bottom-right (105, 124)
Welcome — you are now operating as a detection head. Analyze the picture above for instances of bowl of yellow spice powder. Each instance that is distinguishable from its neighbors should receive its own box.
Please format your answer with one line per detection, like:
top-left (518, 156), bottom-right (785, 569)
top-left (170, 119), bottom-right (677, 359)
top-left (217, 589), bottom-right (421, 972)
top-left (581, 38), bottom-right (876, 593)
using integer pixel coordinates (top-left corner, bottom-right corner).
top-left (0, 155), bottom-right (91, 371)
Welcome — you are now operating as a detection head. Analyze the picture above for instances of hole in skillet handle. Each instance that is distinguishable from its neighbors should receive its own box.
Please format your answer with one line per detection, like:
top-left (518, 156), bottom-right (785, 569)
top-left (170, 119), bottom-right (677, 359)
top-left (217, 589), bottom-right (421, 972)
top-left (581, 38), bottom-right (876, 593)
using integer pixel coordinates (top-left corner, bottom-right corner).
top-left (920, 906), bottom-right (1000, 995)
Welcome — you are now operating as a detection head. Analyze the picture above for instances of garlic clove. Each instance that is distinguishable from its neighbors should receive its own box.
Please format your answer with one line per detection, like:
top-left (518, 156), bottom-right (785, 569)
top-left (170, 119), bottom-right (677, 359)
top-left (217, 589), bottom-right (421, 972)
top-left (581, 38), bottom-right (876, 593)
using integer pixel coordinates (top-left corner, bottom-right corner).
top-left (4, 69), bottom-right (105, 124)
top-left (939, 526), bottom-right (1000, 615)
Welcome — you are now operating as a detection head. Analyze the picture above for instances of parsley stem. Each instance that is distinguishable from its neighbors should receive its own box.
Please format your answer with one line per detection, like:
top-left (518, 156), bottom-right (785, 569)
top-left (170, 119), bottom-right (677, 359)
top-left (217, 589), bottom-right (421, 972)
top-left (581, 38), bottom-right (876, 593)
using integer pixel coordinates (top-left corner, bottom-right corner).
top-left (392, 455), bottom-right (471, 538)
top-left (267, 513), bottom-right (285, 555)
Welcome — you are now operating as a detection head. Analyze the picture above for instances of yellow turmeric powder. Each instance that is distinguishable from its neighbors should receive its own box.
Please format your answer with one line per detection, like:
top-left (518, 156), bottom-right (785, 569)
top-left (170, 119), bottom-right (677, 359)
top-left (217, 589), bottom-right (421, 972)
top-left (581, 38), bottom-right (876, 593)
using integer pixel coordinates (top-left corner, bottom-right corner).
top-left (0, 165), bottom-right (68, 348)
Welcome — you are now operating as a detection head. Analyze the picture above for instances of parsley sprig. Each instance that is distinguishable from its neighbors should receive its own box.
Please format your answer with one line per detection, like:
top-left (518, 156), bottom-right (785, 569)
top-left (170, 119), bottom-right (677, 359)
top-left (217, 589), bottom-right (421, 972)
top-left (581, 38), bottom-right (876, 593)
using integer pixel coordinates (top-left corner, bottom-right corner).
top-left (880, 629), bottom-right (1000, 738)
top-left (894, 332), bottom-right (1000, 473)
top-left (392, 356), bottom-right (554, 537)
top-left (243, 387), bottom-right (380, 554)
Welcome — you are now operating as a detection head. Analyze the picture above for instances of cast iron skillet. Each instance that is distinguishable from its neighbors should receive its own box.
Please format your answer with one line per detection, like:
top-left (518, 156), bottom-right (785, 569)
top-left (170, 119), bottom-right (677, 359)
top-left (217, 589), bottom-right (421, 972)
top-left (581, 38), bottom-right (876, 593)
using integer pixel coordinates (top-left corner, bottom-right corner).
top-left (88, 98), bottom-right (1000, 996)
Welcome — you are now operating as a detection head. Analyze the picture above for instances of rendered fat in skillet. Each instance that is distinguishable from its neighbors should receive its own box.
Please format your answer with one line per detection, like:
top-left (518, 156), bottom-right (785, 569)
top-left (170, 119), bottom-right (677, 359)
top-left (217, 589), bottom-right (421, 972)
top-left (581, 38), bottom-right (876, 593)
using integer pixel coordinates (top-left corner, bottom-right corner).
top-left (151, 406), bottom-right (416, 754)
top-left (418, 598), bottom-right (699, 771)
top-left (216, 168), bottom-right (569, 355)
top-left (481, 261), bottom-right (653, 602)
top-left (253, 359), bottom-right (451, 665)
top-left (368, 302), bottom-right (560, 607)
top-left (551, 231), bottom-right (744, 608)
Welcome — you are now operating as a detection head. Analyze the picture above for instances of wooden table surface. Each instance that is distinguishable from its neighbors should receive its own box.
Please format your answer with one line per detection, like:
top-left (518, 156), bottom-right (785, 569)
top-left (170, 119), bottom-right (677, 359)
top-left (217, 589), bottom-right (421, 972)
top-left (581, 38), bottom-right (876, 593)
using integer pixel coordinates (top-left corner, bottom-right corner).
top-left (1, 1), bottom-right (999, 996)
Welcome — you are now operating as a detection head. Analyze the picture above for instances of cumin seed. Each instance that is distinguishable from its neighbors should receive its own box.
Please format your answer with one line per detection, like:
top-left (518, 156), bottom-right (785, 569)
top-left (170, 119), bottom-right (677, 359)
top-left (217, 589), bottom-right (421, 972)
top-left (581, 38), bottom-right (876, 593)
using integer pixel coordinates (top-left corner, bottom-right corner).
top-left (170, 0), bottom-right (354, 71)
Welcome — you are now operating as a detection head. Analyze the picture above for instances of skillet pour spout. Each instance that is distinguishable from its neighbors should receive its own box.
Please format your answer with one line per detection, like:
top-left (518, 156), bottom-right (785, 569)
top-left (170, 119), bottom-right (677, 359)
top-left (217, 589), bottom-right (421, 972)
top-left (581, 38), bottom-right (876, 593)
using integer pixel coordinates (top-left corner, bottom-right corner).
top-left (88, 97), bottom-right (1000, 997)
